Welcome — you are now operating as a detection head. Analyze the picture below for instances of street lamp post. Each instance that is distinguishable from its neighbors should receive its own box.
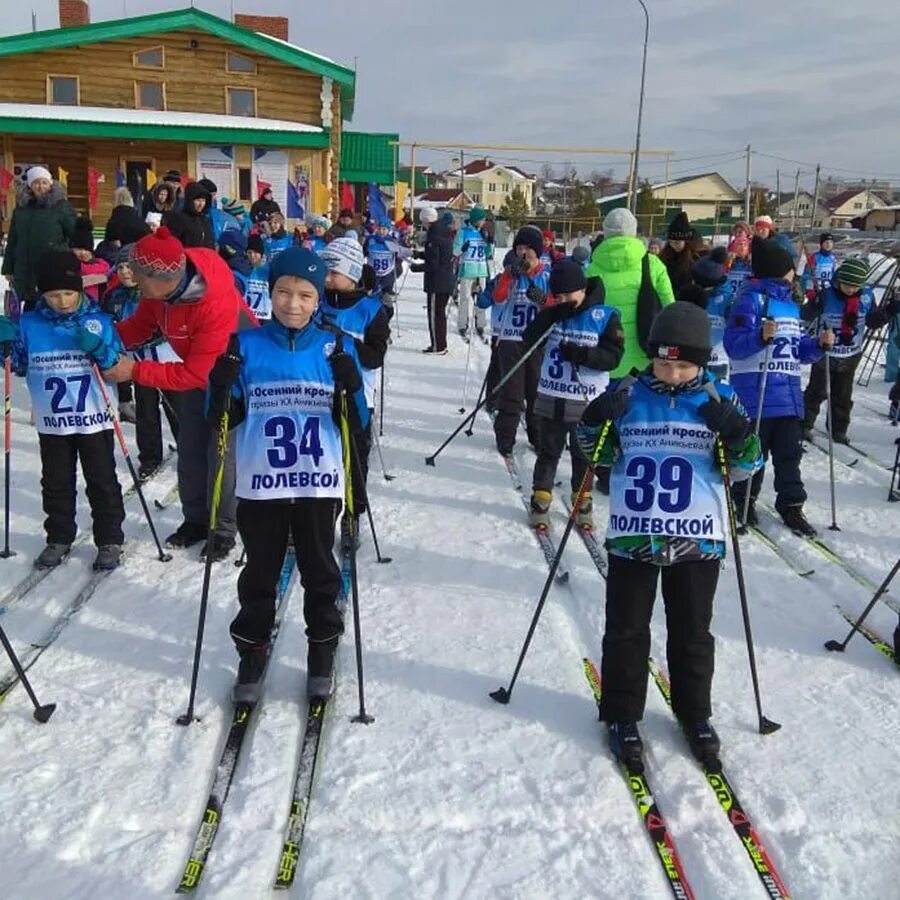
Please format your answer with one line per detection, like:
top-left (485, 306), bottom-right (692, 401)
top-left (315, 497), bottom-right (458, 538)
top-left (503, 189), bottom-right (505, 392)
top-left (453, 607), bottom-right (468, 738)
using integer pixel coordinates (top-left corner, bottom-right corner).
top-left (629, 0), bottom-right (650, 216)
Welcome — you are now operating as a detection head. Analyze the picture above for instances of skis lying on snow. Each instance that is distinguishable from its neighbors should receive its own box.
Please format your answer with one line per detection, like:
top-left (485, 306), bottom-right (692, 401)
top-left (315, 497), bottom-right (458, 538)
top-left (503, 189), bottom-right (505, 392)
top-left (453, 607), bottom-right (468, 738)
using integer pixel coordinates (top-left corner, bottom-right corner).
top-left (176, 551), bottom-right (298, 894)
top-left (0, 463), bottom-right (176, 618)
top-left (562, 494), bottom-right (608, 579)
top-left (582, 658), bottom-right (696, 900)
top-left (802, 434), bottom-right (858, 470)
top-left (742, 516), bottom-right (815, 579)
top-left (502, 451), bottom-right (569, 585)
top-left (833, 605), bottom-right (899, 668)
top-left (272, 546), bottom-right (352, 889)
top-left (154, 483), bottom-right (180, 511)
top-left (757, 502), bottom-right (900, 614)
top-left (647, 658), bottom-right (792, 900)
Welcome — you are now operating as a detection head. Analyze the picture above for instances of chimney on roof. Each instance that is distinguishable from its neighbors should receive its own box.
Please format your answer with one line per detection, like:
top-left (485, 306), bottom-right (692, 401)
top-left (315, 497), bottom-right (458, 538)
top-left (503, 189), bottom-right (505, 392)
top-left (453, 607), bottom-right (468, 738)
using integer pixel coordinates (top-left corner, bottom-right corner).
top-left (59, 0), bottom-right (89, 28)
top-left (234, 13), bottom-right (289, 42)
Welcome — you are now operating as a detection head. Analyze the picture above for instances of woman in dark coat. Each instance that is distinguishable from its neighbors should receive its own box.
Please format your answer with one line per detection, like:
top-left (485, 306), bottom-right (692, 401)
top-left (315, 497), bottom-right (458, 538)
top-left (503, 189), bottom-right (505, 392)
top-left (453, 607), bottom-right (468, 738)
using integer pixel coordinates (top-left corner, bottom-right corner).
top-left (658, 211), bottom-right (701, 294)
top-left (141, 181), bottom-right (178, 219)
top-left (99, 187), bottom-right (150, 263)
top-left (417, 207), bottom-right (454, 354)
top-left (163, 182), bottom-right (215, 249)
top-left (1, 166), bottom-right (76, 309)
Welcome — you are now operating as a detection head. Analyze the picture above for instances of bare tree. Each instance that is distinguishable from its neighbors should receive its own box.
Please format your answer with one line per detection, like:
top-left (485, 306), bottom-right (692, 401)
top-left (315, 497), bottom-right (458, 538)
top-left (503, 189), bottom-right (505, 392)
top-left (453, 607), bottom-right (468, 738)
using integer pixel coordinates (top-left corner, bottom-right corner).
top-left (540, 163), bottom-right (558, 184)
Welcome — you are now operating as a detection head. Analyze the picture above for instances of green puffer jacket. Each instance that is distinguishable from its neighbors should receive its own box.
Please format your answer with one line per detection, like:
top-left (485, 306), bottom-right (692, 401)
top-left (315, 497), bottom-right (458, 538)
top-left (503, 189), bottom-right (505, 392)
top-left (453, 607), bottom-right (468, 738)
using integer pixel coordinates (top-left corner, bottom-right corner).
top-left (2, 182), bottom-right (76, 303)
top-left (585, 236), bottom-right (674, 378)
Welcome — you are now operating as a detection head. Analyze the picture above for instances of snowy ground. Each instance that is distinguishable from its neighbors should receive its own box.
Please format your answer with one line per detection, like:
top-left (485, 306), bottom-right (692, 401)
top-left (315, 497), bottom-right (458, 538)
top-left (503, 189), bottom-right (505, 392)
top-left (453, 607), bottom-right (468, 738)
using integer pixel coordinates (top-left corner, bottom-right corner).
top-left (0, 268), bottom-right (899, 899)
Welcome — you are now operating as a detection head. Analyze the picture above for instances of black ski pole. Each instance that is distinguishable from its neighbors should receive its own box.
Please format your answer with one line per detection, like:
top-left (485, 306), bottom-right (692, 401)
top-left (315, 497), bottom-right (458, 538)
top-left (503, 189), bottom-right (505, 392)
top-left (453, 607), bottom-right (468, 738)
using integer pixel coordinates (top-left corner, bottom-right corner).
top-left (717, 439), bottom-right (781, 735)
top-left (888, 437), bottom-right (900, 502)
top-left (464, 371), bottom-right (489, 438)
top-left (491, 421), bottom-right (611, 705)
top-left (825, 555), bottom-right (900, 653)
top-left (740, 338), bottom-right (772, 530)
top-left (370, 422), bottom-right (395, 482)
top-left (823, 352), bottom-right (840, 531)
top-left (340, 392), bottom-right (374, 723)
top-left (0, 622), bottom-right (56, 722)
top-left (349, 422), bottom-right (392, 565)
top-left (177, 405), bottom-right (230, 726)
top-left (234, 546), bottom-right (247, 568)
top-left (379, 364), bottom-right (385, 438)
top-left (92, 365), bottom-right (173, 564)
top-left (0, 354), bottom-right (15, 560)
top-left (426, 324), bottom-right (555, 466)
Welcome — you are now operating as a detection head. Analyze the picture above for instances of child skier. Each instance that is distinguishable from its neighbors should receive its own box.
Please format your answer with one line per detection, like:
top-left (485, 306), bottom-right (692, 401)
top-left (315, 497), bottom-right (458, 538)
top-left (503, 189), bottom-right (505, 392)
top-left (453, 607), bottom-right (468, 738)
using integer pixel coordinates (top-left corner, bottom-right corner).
top-left (480, 228), bottom-right (552, 455)
top-left (725, 233), bottom-right (752, 301)
top-left (218, 230), bottom-right (252, 298)
top-left (264, 212), bottom-right (292, 263)
top-left (103, 247), bottom-right (180, 480)
top-left (802, 233), bottom-right (838, 300)
top-left (802, 258), bottom-right (894, 442)
top-left (679, 247), bottom-right (733, 382)
top-left (0, 249), bottom-right (126, 570)
top-left (724, 237), bottom-right (833, 535)
top-left (205, 246), bottom-right (368, 702)
top-left (364, 216), bottom-right (410, 307)
top-left (524, 260), bottom-right (624, 531)
top-left (453, 206), bottom-right (491, 340)
top-left (577, 301), bottom-right (761, 771)
top-left (318, 237), bottom-right (391, 523)
top-left (306, 216), bottom-right (330, 254)
top-left (244, 235), bottom-right (272, 321)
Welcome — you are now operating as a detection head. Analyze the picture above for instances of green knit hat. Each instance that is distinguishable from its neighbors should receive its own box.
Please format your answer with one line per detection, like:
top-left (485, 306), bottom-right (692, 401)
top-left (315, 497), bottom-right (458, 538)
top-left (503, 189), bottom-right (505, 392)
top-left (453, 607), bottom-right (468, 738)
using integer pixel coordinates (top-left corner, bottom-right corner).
top-left (469, 206), bottom-right (487, 224)
top-left (835, 258), bottom-right (869, 288)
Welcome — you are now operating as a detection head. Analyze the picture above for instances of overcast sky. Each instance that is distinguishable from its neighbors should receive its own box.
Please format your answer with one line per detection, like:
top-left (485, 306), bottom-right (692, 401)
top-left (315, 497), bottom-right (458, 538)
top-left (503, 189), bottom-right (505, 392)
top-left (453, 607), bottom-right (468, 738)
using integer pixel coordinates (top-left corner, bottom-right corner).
top-left (5, 0), bottom-right (899, 191)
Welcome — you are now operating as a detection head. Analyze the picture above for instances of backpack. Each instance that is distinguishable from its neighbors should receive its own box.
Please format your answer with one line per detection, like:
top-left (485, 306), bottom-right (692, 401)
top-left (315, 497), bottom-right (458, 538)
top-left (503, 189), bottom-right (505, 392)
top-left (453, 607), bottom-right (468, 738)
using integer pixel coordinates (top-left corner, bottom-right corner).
top-left (635, 253), bottom-right (662, 356)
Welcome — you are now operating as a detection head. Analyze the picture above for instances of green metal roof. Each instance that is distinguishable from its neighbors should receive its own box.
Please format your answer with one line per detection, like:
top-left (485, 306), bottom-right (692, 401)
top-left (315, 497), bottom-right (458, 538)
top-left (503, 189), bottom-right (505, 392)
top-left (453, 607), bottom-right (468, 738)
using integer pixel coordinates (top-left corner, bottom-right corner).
top-left (0, 111), bottom-right (330, 149)
top-left (0, 7), bottom-right (356, 119)
top-left (339, 131), bottom-right (399, 185)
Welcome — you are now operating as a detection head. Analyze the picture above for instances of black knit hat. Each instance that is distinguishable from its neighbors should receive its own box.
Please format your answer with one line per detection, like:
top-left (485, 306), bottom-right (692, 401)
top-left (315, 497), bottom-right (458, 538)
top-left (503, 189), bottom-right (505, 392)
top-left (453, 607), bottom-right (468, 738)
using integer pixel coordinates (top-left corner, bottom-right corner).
top-left (751, 236), bottom-right (794, 279)
top-left (676, 282), bottom-right (710, 310)
top-left (36, 249), bottom-right (83, 294)
top-left (163, 169), bottom-right (181, 184)
top-left (549, 259), bottom-right (587, 295)
top-left (648, 301), bottom-right (711, 366)
top-left (247, 234), bottom-right (265, 256)
top-left (667, 211), bottom-right (692, 241)
top-left (820, 232), bottom-right (834, 245)
top-left (691, 246), bottom-right (728, 288)
top-left (70, 216), bottom-right (95, 252)
top-left (198, 178), bottom-right (218, 195)
top-left (513, 226), bottom-right (543, 257)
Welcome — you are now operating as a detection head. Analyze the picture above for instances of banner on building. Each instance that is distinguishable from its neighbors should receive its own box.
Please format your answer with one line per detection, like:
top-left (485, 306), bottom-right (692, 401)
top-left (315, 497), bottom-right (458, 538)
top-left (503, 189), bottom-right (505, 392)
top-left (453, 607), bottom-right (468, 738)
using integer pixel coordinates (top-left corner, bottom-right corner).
top-left (197, 146), bottom-right (235, 198)
top-left (253, 148), bottom-right (289, 213)
top-left (287, 164), bottom-right (309, 220)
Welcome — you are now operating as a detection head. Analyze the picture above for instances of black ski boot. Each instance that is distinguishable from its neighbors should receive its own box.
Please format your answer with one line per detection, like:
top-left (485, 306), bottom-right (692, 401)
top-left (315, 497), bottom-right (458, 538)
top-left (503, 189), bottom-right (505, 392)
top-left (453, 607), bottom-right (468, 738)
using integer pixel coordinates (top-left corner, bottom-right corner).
top-left (232, 644), bottom-right (268, 705)
top-left (780, 505), bottom-right (817, 537)
top-left (34, 542), bottom-right (71, 570)
top-left (200, 533), bottom-right (236, 562)
top-left (138, 460), bottom-right (161, 482)
top-left (307, 638), bottom-right (338, 699)
top-left (165, 521), bottom-right (207, 548)
top-left (608, 721), bottom-right (644, 773)
top-left (93, 545), bottom-right (123, 571)
top-left (682, 720), bottom-right (722, 770)
top-left (893, 621), bottom-right (900, 665)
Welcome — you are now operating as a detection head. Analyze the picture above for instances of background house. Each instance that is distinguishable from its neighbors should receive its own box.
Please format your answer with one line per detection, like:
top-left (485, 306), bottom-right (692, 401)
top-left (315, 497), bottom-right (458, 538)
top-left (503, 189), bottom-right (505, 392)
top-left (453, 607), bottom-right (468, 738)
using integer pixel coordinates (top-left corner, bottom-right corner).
top-left (824, 188), bottom-right (887, 228)
top-left (439, 158), bottom-right (536, 213)
top-left (774, 191), bottom-right (831, 230)
top-left (0, 3), bottom-right (357, 226)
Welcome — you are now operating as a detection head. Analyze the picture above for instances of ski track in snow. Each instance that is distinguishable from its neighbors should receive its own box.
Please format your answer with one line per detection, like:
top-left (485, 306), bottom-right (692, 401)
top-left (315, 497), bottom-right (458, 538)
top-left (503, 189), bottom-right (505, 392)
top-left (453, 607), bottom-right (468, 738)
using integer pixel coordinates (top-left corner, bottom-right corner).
top-left (0, 269), bottom-right (898, 899)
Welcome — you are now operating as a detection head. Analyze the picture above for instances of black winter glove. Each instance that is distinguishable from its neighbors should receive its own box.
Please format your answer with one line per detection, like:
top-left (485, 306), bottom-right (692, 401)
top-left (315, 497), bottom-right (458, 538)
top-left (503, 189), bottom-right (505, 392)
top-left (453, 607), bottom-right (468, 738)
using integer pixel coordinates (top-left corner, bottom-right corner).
top-left (209, 335), bottom-right (243, 391)
top-left (461, 240), bottom-right (470, 253)
top-left (559, 341), bottom-right (587, 365)
top-left (525, 284), bottom-right (547, 305)
top-left (508, 255), bottom-right (530, 277)
top-left (582, 387), bottom-right (630, 425)
top-left (330, 347), bottom-right (363, 394)
top-left (699, 400), bottom-right (751, 444)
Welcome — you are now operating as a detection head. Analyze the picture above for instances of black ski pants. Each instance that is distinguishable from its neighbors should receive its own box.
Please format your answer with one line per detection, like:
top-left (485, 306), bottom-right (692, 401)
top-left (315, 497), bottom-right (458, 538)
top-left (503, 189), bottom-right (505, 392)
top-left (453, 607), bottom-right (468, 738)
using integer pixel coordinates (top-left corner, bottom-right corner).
top-left (38, 430), bottom-right (125, 546)
top-left (231, 499), bottom-right (344, 650)
top-left (135, 385), bottom-right (180, 467)
top-left (803, 355), bottom-right (860, 437)
top-left (600, 555), bottom-right (718, 723)
top-left (493, 339), bottom-right (541, 454)
top-left (532, 416), bottom-right (588, 494)
top-left (730, 416), bottom-right (805, 513)
top-left (427, 292), bottom-right (450, 352)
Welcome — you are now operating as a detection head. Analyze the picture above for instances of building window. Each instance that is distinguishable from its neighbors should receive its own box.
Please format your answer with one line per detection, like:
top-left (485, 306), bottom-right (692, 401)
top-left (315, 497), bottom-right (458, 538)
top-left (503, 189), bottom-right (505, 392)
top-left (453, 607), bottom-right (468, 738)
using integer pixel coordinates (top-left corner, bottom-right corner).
top-left (227, 52), bottom-right (257, 74)
top-left (853, 202), bottom-right (863, 210)
top-left (226, 86), bottom-right (257, 117)
top-left (47, 74), bottom-right (79, 106)
top-left (134, 81), bottom-right (166, 111)
top-left (133, 46), bottom-right (165, 70)
top-left (488, 181), bottom-right (496, 191)
top-left (238, 167), bottom-right (252, 201)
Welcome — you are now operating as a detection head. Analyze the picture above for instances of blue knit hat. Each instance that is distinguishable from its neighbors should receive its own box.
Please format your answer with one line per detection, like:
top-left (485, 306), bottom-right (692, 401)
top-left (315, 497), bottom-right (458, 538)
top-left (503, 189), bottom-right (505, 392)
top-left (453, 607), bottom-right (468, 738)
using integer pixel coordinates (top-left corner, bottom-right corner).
top-left (268, 246), bottom-right (326, 296)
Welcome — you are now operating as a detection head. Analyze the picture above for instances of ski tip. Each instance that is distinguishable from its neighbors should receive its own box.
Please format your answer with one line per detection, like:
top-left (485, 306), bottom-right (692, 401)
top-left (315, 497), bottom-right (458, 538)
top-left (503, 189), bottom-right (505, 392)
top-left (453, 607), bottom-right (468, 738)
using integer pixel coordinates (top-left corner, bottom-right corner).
top-left (33, 702), bottom-right (56, 724)
top-left (489, 687), bottom-right (511, 705)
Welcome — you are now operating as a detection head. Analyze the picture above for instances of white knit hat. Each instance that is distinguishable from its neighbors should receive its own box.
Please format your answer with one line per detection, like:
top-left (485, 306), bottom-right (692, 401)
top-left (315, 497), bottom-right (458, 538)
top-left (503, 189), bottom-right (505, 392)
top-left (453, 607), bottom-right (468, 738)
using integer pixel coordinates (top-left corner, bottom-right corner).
top-left (26, 166), bottom-right (53, 186)
top-left (320, 236), bottom-right (364, 283)
top-left (145, 211), bottom-right (162, 226)
top-left (419, 207), bottom-right (438, 224)
top-left (603, 207), bottom-right (638, 238)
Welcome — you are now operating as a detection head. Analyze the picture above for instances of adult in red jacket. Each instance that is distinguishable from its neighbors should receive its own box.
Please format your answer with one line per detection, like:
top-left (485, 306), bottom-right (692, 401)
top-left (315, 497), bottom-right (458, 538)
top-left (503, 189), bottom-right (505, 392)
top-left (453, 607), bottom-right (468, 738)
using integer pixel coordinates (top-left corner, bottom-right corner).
top-left (101, 226), bottom-right (256, 561)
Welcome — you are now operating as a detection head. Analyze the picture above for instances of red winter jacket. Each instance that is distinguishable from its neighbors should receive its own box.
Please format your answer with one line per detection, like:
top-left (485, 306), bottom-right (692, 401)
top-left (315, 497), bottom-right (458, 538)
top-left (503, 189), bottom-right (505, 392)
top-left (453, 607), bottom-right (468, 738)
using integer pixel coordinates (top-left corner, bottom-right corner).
top-left (116, 248), bottom-right (257, 391)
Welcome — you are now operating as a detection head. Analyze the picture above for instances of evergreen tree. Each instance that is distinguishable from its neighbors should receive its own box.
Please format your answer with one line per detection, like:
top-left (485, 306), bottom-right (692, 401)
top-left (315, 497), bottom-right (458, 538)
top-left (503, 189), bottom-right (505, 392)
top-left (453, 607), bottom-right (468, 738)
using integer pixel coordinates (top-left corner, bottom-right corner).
top-left (499, 186), bottom-right (530, 231)
top-left (635, 181), bottom-right (664, 235)
top-left (571, 183), bottom-right (600, 230)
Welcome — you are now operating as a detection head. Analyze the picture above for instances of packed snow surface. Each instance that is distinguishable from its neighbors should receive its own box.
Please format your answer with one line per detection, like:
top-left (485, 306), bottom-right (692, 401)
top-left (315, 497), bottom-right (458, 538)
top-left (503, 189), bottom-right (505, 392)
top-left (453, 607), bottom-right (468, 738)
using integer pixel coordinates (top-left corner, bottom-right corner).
top-left (0, 268), bottom-right (898, 899)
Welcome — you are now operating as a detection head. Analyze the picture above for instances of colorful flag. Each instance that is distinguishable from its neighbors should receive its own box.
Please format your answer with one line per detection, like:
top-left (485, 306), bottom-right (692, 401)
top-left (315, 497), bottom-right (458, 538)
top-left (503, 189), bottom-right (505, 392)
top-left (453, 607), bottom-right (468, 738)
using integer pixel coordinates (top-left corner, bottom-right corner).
top-left (286, 180), bottom-right (304, 219)
top-left (313, 180), bottom-right (330, 214)
top-left (115, 168), bottom-right (126, 188)
top-left (256, 178), bottom-right (272, 199)
top-left (57, 166), bottom-right (69, 188)
top-left (145, 169), bottom-right (157, 189)
top-left (88, 167), bottom-right (103, 210)
top-left (367, 182), bottom-right (387, 222)
top-left (340, 181), bottom-right (355, 212)
top-left (394, 182), bottom-right (409, 219)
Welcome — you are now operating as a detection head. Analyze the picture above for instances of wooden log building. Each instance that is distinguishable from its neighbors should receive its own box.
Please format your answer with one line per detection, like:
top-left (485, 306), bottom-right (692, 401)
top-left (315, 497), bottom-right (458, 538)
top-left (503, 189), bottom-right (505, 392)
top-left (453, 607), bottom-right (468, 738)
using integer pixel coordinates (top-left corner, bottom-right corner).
top-left (0, 2), bottom-right (357, 226)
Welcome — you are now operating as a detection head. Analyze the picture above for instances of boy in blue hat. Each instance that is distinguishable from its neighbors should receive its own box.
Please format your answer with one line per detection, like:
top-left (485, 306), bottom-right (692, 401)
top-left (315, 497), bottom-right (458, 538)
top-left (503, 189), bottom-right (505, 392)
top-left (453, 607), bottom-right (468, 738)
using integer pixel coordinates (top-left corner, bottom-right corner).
top-left (207, 246), bottom-right (368, 702)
